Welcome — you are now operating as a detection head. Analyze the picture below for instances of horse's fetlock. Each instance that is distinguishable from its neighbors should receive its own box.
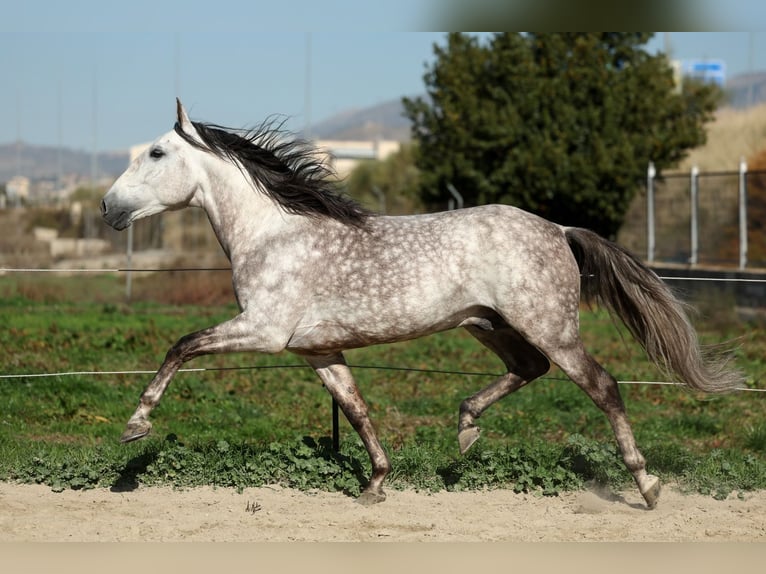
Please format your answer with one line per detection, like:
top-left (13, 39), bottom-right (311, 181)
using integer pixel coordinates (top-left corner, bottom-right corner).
top-left (459, 398), bottom-right (480, 420)
top-left (622, 451), bottom-right (646, 474)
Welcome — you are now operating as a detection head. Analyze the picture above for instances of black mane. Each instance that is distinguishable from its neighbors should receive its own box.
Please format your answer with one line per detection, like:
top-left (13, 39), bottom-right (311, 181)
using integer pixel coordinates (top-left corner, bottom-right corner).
top-left (174, 118), bottom-right (370, 228)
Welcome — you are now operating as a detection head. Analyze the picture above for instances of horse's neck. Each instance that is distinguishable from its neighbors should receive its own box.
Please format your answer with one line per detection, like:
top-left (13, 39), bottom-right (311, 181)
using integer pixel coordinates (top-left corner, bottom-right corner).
top-left (196, 163), bottom-right (286, 262)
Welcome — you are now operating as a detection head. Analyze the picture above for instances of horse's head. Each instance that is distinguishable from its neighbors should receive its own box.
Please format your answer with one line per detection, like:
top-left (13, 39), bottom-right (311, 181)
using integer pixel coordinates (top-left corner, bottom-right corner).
top-left (101, 99), bottom-right (203, 230)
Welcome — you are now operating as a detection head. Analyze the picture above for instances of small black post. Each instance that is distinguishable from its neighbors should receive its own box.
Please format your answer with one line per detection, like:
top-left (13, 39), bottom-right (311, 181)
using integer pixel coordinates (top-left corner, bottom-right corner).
top-left (332, 398), bottom-right (340, 452)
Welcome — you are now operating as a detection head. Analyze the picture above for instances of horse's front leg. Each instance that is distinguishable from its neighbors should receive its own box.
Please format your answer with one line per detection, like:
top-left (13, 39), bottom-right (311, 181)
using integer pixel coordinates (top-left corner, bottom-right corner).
top-left (121, 314), bottom-right (284, 443)
top-left (305, 353), bottom-right (391, 505)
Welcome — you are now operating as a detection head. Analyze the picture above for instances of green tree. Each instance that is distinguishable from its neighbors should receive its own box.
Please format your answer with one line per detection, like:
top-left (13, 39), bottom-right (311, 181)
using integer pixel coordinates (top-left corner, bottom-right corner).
top-left (403, 33), bottom-right (720, 238)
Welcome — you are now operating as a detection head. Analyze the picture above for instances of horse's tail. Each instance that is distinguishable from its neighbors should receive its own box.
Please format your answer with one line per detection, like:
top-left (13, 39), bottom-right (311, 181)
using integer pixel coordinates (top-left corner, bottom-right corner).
top-left (564, 226), bottom-right (742, 394)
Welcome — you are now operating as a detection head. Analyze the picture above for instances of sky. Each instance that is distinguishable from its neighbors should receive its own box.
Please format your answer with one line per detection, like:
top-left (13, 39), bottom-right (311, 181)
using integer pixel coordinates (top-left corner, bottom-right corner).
top-left (3, 1), bottom-right (766, 152)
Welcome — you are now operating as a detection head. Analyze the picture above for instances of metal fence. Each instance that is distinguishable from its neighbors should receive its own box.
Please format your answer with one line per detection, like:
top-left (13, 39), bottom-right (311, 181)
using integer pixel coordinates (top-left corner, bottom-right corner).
top-left (8, 161), bottom-right (766, 272)
top-left (619, 163), bottom-right (766, 270)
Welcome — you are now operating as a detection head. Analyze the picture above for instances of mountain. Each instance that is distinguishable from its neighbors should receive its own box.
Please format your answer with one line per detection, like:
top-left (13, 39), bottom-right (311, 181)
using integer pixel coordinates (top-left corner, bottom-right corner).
top-left (0, 97), bottom-right (417, 184)
top-left (7, 77), bottom-right (766, 185)
top-left (309, 97), bottom-right (415, 141)
top-left (0, 142), bottom-right (128, 183)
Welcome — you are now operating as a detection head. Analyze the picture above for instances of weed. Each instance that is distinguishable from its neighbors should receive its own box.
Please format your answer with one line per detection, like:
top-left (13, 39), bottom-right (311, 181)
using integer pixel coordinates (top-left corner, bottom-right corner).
top-left (745, 424), bottom-right (766, 453)
top-left (1, 278), bottom-right (766, 500)
top-left (561, 434), bottom-right (630, 490)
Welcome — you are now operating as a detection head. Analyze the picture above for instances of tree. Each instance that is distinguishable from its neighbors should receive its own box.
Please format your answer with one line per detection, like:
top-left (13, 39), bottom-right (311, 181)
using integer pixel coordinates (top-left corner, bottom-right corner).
top-left (403, 33), bottom-right (721, 238)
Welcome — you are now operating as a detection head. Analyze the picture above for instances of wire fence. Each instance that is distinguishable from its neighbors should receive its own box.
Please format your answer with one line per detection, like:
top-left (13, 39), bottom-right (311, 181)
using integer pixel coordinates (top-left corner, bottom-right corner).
top-left (4, 265), bottom-right (766, 282)
top-left (13, 164), bottom-right (766, 272)
top-left (619, 165), bottom-right (766, 269)
top-left (0, 265), bottom-right (764, 393)
top-left (1, 362), bottom-right (763, 392)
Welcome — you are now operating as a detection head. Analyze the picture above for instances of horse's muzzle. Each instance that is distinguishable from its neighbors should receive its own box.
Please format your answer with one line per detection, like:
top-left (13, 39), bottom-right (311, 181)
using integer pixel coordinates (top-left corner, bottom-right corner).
top-left (100, 198), bottom-right (131, 231)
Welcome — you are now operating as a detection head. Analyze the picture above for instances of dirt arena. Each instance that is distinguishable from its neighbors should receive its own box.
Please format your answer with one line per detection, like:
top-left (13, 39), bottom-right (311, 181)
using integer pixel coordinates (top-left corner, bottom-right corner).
top-left (1, 481), bottom-right (765, 542)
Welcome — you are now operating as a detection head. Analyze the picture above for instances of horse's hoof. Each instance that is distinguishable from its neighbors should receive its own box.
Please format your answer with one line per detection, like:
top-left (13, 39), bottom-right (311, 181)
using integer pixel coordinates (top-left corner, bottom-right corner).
top-left (641, 475), bottom-right (661, 509)
top-left (356, 490), bottom-right (386, 506)
top-left (120, 420), bottom-right (152, 443)
top-left (458, 426), bottom-right (481, 454)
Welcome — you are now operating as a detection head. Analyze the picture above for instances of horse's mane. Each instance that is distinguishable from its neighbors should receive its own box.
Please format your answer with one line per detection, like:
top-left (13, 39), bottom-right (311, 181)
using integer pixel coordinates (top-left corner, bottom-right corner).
top-left (174, 118), bottom-right (370, 228)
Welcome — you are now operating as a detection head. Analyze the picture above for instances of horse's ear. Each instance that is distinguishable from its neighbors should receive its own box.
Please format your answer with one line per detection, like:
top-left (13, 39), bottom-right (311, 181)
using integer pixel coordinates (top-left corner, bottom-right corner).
top-left (176, 98), bottom-right (194, 134)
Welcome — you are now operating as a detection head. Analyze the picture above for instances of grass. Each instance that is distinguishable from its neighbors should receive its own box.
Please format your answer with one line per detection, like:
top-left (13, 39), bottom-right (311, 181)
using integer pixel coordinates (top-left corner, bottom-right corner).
top-left (1, 274), bottom-right (766, 500)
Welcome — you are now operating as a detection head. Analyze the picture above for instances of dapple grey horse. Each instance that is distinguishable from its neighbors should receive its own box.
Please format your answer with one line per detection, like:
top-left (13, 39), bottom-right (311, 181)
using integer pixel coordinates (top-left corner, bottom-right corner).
top-left (101, 100), bottom-right (741, 508)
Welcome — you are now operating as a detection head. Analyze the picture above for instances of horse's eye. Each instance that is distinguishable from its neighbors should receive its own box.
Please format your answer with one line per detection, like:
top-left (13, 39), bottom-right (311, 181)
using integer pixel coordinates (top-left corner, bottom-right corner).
top-left (149, 147), bottom-right (165, 159)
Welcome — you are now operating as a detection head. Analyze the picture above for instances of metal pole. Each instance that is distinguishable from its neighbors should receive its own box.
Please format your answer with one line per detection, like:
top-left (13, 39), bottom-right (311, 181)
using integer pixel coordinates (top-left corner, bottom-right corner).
top-left (371, 185), bottom-right (386, 214)
top-left (126, 225), bottom-right (133, 301)
top-left (91, 68), bottom-right (99, 200)
top-left (332, 398), bottom-right (340, 452)
top-left (647, 162), bottom-right (655, 263)
top-left (739, 157), bottom-right (748, 270)
top-left (304, 32), bottom-right (312, 140)
top-left (690, 165), bottom-right (699, 266)
top-left (446, 182), bottom-right (464, 210)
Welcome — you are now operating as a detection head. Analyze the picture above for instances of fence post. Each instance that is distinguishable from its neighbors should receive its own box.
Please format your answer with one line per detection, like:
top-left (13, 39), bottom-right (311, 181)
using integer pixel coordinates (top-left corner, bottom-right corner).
top-left (647, 162), bottom-right (655, 263)
top-left (332, 399), bottom-right (340, 452)
top-left (446, 182), bottom-right (463, 210)
top-left (125, 225), bottom-right (133, 301)
top-left (690, 165), bottom-right (699, 266)
top-left (371, 185), bottom-right (386, 214)
top-left (739, 157), bottom-right (748, 270)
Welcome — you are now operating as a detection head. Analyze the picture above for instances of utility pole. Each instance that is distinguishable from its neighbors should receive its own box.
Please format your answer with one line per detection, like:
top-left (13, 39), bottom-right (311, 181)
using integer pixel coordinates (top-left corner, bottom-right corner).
top-left (305, 32), bottom-right (312, 140)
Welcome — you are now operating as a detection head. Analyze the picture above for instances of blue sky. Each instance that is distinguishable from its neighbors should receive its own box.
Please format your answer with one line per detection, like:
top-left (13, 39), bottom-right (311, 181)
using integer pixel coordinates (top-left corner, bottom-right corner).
top-left (3, 1), bottom-right (766, 151)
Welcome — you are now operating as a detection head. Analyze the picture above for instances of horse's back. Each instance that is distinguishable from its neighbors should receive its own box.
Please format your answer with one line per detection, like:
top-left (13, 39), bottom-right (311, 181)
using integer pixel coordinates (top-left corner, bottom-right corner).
top-left (369, 204), bottom-right (576, 284)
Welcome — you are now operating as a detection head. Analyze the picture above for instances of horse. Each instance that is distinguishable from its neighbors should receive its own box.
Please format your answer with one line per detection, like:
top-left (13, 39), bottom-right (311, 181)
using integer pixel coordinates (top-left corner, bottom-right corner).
top-left (101, 99), bottom-right (742, 508)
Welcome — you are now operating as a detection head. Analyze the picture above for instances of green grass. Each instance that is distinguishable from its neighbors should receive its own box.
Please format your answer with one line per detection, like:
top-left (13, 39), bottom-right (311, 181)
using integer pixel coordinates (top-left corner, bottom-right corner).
top-left (1, 274), bottom-right (766, 500)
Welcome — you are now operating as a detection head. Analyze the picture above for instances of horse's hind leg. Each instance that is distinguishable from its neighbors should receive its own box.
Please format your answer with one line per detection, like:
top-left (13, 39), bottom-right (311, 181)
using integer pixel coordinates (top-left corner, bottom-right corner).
top-left (550, 343), bottom-right (661, 509)
top-left (459, 325), bottom-right (550, 454)
top-left (305, 352), bottom-right (391, 505)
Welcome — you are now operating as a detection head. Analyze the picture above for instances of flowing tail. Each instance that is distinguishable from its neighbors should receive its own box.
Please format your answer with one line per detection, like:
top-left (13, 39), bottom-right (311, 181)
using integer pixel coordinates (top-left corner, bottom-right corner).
top-left (564, 227), bottom-right (743, 393)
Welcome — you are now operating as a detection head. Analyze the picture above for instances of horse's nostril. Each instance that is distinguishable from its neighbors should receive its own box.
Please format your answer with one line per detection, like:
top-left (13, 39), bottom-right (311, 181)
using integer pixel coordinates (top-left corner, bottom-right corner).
top-left (100, 199), bottom-right (107, 215)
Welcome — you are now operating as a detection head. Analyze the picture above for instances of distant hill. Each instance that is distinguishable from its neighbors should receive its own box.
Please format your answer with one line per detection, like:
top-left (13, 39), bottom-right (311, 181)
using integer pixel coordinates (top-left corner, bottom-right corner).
top-left (309, 97), bottom-right (415, 141)
top-left (7, 78), bottom-right (766, 185)
top-left (306, 76), bottom-right (766, 141)
top-left (0, 143), bottom-right (128, 183)
top-left (0, 97), bottom-right (416, 184)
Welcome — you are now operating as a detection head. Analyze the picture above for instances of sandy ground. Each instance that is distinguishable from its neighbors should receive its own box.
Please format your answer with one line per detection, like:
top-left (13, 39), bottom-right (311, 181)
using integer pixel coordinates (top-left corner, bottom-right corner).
top-left (1, 481), bottom-right (765, 542)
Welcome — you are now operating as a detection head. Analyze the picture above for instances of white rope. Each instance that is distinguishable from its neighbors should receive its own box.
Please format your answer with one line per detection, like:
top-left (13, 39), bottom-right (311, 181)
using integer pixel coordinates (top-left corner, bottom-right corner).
top-left (3, 267), bottom-right (766, 284)
top-left (1, 267), bottom-right (764, 392)
top-left (0, 368), bottom-right (205, 378)
top-left (658, 276), bottom-right (766, 283)
top-left (617, 380), bottom-right (766, 392)
top-left (0, 367), bottom-right (763, 392)
top-left (0, 267), bottom-right (230, 273)
top-left (0, 268), bottom-right (123, 273)
top-left (0, 364), bottom-right (304, 379)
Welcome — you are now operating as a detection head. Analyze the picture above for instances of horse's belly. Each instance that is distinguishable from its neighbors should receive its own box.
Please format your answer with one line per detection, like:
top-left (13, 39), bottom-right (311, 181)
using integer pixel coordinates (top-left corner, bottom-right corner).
top-left (285, 319), bottom-right (432, 353)
top-left (285, 304), bottom-right (496, 354)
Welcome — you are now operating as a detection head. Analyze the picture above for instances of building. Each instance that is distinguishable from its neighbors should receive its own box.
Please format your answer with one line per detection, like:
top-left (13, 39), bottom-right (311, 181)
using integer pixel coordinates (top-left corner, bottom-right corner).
top-left (315, 139), bottom-right (401, 178)
top-left (5, 176), bottom-right (30, 204)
